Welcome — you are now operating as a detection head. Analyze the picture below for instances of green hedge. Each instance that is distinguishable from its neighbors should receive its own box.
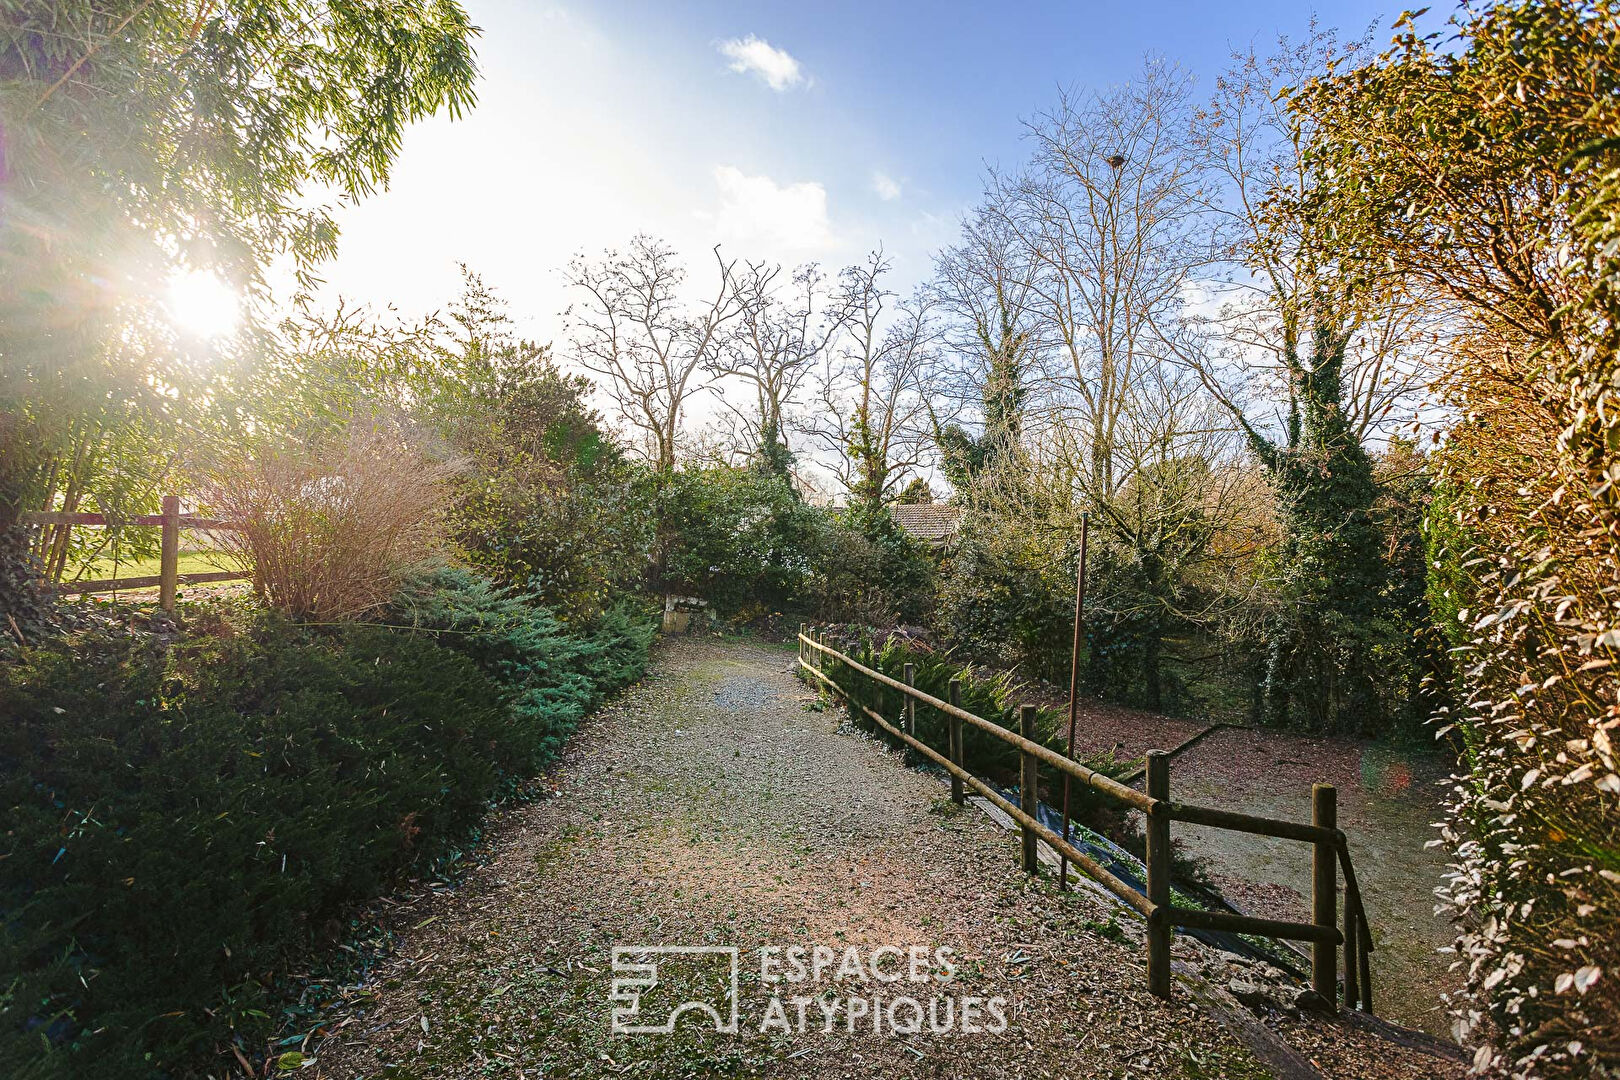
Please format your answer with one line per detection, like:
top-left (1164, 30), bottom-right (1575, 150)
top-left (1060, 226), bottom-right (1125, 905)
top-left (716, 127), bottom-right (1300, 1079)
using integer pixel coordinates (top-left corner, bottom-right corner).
top-left (0, 568), bottom-right (653, 1078)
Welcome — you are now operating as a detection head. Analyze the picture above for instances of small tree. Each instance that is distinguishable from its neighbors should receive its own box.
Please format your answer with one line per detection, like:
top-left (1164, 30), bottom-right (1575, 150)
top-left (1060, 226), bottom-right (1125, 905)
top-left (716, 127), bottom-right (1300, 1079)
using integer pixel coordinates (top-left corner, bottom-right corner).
top-left (564, 236), bottom-right (743, 473)
top-left (813, 252), bottom-right (938, 510)
top-left (709, 261), bottom-right (842, 478)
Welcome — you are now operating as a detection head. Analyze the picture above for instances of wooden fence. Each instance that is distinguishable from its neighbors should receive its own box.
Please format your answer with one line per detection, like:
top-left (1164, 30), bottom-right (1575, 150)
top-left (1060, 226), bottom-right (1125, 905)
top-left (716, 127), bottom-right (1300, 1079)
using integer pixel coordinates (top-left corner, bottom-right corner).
top-left (798, 628), bottom-right (1376, 1013)
top-left (24, 496), bottom-right (248, 612)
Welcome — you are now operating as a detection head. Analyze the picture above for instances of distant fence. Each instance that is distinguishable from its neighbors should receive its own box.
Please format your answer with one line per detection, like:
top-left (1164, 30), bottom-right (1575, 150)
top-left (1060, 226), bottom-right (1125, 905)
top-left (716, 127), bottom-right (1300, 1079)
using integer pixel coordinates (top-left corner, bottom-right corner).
top-left (24, 495), bottom-right (249, 612)
top-left (799, 627), bottom-right (1377, 1013)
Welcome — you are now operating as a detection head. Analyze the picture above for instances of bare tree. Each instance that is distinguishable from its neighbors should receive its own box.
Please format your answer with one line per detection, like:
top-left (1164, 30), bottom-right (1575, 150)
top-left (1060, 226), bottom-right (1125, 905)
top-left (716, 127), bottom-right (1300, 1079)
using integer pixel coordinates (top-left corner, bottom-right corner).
top-left (813, 251), bottom-right (938, 508)
top-left (983, 59), bottom-right (1210, 494)
top-left (564, 235), bottom-right (743, 472)
top-left (707, 261), bottom-right (842, 475)
top-left (1174, 29), bottom-right (1441, 444)
top-left (929, 205), bottom-right (1041, 490)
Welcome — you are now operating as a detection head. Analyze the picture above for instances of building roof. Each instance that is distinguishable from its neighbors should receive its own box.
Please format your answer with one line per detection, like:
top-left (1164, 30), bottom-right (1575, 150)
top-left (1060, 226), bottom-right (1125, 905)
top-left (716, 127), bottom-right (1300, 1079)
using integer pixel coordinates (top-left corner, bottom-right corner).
top-left (890, 503), bottom-right (962, 544)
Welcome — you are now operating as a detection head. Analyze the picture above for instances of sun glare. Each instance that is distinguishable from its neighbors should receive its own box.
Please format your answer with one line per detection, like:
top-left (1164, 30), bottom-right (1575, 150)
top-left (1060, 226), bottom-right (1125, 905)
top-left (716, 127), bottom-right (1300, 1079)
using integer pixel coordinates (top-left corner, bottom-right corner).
top-left (167, 270), bottom-right (240, 339)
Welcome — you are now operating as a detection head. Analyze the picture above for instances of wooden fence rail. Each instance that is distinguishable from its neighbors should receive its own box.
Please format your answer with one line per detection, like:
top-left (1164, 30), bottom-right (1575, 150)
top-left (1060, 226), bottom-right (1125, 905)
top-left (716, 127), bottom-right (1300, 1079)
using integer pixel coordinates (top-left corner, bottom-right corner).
top-left (798, 627), bottom-right (1376, 1013)
top-left (23, 495), bottom-right (248, 612)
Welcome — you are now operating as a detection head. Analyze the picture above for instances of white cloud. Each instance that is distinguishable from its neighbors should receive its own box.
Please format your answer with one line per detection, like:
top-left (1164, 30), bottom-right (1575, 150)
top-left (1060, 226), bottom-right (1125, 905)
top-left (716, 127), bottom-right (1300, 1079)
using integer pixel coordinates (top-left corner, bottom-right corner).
top-left (717, 35), bottom-right (806, 92)
top-left (871, 171), bottom-right (902, 201)
top-left (710, 165), bottom-right (832, 252)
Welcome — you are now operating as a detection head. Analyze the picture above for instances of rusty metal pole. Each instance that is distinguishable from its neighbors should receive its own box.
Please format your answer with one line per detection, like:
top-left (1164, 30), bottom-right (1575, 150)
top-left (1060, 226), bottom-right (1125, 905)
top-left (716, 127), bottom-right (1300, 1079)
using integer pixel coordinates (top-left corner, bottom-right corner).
top-left (1312, 783), bottom-right (1338, 1006)
top-left (1059, 513), bottom-right (1089, 889)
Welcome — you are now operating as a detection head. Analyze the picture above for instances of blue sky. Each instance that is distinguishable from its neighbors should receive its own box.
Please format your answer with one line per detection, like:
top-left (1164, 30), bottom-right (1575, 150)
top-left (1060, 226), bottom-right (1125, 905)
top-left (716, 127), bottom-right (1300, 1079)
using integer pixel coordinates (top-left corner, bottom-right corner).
top-left (311, 0), bottom-right (1403, 341)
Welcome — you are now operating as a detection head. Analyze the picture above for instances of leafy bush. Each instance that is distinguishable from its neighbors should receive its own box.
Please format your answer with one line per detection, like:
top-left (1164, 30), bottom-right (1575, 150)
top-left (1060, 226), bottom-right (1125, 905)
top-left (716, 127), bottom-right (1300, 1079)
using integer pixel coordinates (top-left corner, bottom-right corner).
top-left (0, 573), bottom-right (653, 1079)
top-left (434, 305), bottom-right (652, 620)
top-left (804, 516), bottom-right (906, 625)
top-left (937, 514), bottom-right (1075, 682)
top-left (655, 466), bottom-right (826, 617)
top-left (1293, 3), bottom-right (1620, 1070)
top-left (825, 503), bottom-right (936, 626)
top-left (647, 467), bottom-right (936, 627)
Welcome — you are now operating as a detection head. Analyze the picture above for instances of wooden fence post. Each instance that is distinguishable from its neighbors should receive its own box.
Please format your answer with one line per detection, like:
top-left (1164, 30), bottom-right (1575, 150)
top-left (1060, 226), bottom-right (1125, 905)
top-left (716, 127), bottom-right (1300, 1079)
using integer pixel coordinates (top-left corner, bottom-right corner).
top-left (1019, 705), bottom-right (1039, 874)
top-left (903, 662), bottom-right (915, 735)
top-left (799, 622), bottom-right (806, 666)
top-left (158, 495), bottom-right (180, 614)
top-left (1145, 750), bottom-right (1172, 999)
top-left (1312, 783), bottom-right (1338, 1006)
top-left (947, 678), bottom-right (964, 805)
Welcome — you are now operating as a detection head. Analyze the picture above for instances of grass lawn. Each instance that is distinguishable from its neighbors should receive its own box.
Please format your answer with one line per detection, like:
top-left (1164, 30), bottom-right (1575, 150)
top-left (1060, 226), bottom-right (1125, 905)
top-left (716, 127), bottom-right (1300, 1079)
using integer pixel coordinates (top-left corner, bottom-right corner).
top-left (68, 549), bottom-right (239, 583)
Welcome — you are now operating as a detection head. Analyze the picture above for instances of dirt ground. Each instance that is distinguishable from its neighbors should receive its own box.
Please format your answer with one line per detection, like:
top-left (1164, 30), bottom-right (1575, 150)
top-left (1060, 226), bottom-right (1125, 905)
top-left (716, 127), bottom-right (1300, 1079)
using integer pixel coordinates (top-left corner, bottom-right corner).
top-left (1065, 700), bottom-right (1461, 1039)
top-left (308, 635), bottom-right (1462, 1079)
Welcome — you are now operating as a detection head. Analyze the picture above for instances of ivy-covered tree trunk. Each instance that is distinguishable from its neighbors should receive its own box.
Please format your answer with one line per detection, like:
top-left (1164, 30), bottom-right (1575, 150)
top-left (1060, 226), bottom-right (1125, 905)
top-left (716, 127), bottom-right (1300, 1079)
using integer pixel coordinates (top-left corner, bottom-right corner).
top-left (754, 415), bottom-right (796, 479)
top-left (1245, 320), bottom-right (1391, 732)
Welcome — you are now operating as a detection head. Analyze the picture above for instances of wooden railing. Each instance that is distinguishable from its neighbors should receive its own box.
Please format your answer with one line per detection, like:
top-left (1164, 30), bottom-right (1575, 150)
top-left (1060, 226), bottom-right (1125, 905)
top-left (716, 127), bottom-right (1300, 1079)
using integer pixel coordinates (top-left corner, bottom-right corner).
top-left (24, 496), bottom-right (248, 612)
top-left (798, 628), bottom-right (1376, 1013)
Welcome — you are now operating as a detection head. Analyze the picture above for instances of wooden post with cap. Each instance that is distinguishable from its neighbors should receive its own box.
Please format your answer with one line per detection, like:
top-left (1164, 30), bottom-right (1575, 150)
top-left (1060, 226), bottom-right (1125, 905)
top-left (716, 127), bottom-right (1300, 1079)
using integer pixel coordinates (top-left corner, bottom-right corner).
top-left (158, 495), bottom-right (180, 614)
top-left (1019, 704), bottom-right (1039, 874)
top-left (1312, 783), bottom-right (1338, 1006)
top-left (1145, 750), bottom-right (1172, 998)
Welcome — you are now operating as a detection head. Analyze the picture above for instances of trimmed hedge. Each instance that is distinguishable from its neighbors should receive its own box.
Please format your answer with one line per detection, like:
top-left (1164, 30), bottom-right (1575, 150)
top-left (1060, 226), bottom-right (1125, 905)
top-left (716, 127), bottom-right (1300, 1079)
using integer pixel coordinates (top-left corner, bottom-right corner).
top-left (0, 569), bottom-right (653, 1078)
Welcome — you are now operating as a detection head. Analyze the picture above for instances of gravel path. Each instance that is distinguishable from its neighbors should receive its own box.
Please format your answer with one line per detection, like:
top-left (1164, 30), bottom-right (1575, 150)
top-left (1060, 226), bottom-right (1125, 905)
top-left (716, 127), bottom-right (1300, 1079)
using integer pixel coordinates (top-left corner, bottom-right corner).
top-left (309, 635), bottom-right (1458, 1079)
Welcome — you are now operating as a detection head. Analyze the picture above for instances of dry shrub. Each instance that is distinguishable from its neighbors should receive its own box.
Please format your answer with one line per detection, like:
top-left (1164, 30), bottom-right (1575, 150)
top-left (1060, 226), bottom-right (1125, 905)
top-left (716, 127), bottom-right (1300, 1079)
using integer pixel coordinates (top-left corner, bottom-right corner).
top-left (204, 420), bottom-right (460, 621)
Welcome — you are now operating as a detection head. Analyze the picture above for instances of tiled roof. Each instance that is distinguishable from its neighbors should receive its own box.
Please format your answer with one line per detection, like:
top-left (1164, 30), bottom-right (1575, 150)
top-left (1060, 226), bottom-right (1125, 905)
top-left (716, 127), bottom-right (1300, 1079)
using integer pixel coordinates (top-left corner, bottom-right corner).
top-left (890, 503), bottom-right (961, 542)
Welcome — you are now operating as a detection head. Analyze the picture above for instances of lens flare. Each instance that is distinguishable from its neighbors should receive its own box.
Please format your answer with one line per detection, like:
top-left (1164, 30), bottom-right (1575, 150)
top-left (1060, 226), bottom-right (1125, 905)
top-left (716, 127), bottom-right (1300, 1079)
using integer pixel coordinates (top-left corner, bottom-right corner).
top-left (167, 270), bottom-right (240, 338)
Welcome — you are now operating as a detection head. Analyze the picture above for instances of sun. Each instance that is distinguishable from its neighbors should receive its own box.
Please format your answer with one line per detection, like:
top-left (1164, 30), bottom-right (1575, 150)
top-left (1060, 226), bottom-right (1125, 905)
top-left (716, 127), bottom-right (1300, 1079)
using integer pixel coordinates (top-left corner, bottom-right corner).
top-left (167, 269), bottom-right (240, 339)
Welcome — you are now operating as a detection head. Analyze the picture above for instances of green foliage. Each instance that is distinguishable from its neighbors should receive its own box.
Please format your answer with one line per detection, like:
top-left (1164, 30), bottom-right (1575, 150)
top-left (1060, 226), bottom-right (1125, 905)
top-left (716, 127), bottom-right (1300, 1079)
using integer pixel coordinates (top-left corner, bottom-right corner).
top-left (814, 632), bottom-right (1132, 826)
top-left (937, 515), bottom-right (1074, 683)
top-left (655, 466), bottom-right (825, 616)
top-left (388, 565), bottom-right (656, 748)
top-left (432, 276), bottom-right (650, 618)
top-left (0, 1), bottom-right (481, 621)
top-left (829, 501), bottom-right (936, 625)
top-left (0, 572), bottom-right (651, 1079)
top-left (1370, 440), bottom-right (1453, 737)
top-left (1234, 322), bottom-right (1399, 734)
top-left (894, 476), bottom-right (936, 504)
top-left (647, 466), bottom-right (935, 626)
top-left (1293, 1), bottom-right (1620, 1069)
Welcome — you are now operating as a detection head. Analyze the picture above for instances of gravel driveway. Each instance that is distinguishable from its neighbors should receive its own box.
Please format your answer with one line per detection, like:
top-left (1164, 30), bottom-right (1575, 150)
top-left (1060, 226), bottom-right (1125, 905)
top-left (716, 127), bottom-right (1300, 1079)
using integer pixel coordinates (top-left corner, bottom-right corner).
top-left (309, 635), bottom-right (1458, 1080)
